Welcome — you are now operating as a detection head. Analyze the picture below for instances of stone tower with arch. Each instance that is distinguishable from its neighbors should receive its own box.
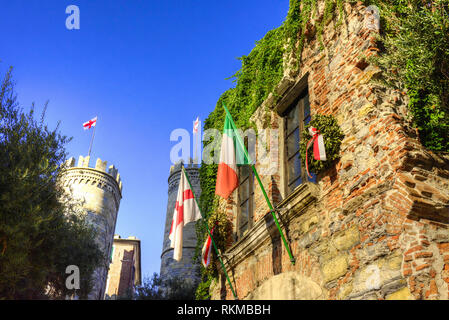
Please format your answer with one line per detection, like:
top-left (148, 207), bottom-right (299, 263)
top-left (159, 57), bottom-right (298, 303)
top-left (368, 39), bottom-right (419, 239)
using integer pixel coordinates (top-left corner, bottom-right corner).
top-left (160, 161), bottom-right (202, 288)
top-left (60, 155), bottom-right (123, 300)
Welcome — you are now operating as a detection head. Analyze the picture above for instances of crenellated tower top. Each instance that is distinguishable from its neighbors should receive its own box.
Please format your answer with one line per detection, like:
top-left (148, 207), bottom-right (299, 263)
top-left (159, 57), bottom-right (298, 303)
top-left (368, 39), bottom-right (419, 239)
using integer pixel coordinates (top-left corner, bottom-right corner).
top-left (61, 155), bottom-right (123, 208)
top-left (169, 158), bottom-right (199, 175)
top-left (59, 155), bottom-right (124, 299)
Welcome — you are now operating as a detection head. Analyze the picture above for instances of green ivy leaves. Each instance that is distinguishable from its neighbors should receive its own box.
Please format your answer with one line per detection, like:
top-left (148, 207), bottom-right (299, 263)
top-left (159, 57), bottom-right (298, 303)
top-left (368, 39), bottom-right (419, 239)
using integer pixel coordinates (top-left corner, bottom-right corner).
top-left (299, 114), bottom-right (344, 175)
top-left (368, 0), bottom-right (449, 151)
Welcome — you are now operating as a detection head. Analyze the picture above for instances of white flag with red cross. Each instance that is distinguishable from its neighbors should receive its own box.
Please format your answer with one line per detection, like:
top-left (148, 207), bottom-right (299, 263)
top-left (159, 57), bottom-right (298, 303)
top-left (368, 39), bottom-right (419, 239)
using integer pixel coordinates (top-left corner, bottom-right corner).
top-left (83, 116), bottom-right (97, 130)
top-left (169, 166), bottom-right (202, 261)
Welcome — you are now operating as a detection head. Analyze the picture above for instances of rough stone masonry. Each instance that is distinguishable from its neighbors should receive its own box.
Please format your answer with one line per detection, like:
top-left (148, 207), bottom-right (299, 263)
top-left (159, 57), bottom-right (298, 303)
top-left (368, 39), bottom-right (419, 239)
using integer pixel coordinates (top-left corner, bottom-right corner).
top-left (60, 155), bottom-right (123, 300)
top-left (210, 1), bottom-right (449, 300)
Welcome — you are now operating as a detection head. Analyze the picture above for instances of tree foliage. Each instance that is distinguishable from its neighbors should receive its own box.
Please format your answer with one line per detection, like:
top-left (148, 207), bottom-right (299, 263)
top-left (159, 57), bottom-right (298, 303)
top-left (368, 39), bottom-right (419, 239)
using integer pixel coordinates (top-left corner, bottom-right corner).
top-left (369, 0), bottom-right (449, 151)
top-left (0, 67), bottom-right (103, 299)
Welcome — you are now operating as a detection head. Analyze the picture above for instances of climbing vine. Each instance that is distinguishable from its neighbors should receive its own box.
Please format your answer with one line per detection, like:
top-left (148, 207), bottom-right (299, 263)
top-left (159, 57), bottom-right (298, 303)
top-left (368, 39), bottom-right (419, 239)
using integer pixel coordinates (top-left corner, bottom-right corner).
top-left (194, 16), bottom-right (287, 300)
top-left (368, 0), bottom-right (449, 151)
top-left (195, 0), bottom-right (449, 299)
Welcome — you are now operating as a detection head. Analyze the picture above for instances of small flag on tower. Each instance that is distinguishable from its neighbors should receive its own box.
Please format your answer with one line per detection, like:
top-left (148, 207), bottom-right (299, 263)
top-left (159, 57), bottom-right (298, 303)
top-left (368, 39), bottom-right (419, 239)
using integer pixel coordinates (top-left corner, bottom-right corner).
top-left (83, 116), bottom-right (97, 130)
top-left (169, 166), bottom-right (202, 261)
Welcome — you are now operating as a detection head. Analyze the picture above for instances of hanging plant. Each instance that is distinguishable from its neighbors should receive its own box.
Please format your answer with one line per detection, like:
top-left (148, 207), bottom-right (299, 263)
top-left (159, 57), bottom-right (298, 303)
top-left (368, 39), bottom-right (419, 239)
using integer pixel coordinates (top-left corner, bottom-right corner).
top-left (299, 114), bottom-right (344, 175)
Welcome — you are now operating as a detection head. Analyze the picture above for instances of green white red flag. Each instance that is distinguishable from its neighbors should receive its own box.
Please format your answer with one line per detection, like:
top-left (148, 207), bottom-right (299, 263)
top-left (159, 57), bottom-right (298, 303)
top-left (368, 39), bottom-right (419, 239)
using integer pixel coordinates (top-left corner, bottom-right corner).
top-left (215, 111), bottom-right (249, 199)
top-left (169, 167), bottom-right (201, 261)
top-left (201, 225), bottom-right (215, 267)
top-left (305, 127), bottom-right (327, 178)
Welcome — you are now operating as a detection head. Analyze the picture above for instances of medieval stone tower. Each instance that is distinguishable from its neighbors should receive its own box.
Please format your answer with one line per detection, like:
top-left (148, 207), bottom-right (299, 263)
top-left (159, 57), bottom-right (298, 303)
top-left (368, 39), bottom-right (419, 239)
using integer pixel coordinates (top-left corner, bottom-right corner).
top-left (160, 161), bottom-right (201, 287)
top-left (60, 155), bottom-right (123, 300)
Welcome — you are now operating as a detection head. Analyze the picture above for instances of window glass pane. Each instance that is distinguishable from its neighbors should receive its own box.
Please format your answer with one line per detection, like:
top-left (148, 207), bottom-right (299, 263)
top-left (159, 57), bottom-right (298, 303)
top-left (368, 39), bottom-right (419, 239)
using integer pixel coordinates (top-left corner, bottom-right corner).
top-left (239, 179), bottom-right (249, 203)
top-left (239, 165), bottom-right (250, 179)
top-left (284, 90), bottom-right (310, 196)
top-left (286, 128), bottom-right (300, 157)
top-left (238, 162), bottom-right (253, 238)
top-left (239, 201), bottom-right (249, 234)
top-left (288, 176), bottom-right (302, 193)
top-left (304, 115), bottom-right (311, 125)
top-left (239, 222), bottom-right (248, 236)
top-left (304, 94), bottom-right (310, 118)
top-left (287, 155), bottom-right (301, 184)
top-left (286, 105), bottom-right (299, 135)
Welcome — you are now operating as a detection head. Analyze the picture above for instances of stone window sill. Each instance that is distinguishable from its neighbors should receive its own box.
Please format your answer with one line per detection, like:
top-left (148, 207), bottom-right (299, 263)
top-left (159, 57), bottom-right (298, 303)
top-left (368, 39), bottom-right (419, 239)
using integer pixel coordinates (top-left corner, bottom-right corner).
top-left (222, 182), bottom-right (319, 267)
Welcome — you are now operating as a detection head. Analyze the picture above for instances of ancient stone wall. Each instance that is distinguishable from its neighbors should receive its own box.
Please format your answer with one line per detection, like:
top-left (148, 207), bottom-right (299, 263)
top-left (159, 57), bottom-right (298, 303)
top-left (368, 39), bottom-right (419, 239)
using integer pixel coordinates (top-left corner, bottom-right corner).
top-left (211, 1), bottom-right (449, 300)
top-left (60, 155), bottom-right (123, 300)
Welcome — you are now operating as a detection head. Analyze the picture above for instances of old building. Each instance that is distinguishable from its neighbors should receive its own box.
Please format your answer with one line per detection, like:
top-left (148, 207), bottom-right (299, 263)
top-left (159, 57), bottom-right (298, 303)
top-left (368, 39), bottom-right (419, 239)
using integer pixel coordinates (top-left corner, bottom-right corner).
top-left (160, 161), bottom-right (202, 286)
top-left (105, 235), bottom-right (142, 299)
top-left (60, 155), bottom-right (123, 300)
top-left (209, 1), bottom-right (449, 300)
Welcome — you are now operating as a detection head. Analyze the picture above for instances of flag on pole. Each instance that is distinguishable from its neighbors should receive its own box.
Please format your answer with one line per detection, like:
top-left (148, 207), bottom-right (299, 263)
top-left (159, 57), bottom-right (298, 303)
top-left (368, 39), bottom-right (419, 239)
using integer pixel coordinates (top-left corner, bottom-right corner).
top-left (217, 103), bottom-right (296, 266)
top-left (83, 116), bottom-right (97, 130)
top-left (201, 225), bottom-right (215, 267)
top-left (169, 166), bottom-right (202, 261)
top-left (215, 111), bottom-right (249, 199)
top-left (193, 117), bottom-right (200, 134)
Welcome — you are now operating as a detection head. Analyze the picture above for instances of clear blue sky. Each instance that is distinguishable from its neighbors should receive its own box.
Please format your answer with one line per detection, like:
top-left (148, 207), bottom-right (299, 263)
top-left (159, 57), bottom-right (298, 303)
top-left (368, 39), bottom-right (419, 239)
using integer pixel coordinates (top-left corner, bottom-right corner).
top-left (0, 0), bottom-right (289, 280)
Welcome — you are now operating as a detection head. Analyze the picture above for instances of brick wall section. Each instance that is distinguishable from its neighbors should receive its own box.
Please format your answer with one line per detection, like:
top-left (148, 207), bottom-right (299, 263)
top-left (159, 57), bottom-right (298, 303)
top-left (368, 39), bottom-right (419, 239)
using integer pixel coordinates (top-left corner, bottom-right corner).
top-left (210, 1), bottom-right (449, 300)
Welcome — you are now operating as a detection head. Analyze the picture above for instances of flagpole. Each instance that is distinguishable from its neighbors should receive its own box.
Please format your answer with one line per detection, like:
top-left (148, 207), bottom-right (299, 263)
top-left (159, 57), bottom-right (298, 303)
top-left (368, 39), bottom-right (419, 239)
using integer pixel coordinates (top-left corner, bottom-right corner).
top-left (193, 131), bottom-right (197, 164)
top-left (193, 129), bottom-right (198, 165)
top-left (87, 121), bottom-right (96, 158)
top-left (193, 118), bottom-right (200, 165)
top-left (182, 166), bottom-right (238, 300)
top-left (222, 103), bottom-right (296, 265)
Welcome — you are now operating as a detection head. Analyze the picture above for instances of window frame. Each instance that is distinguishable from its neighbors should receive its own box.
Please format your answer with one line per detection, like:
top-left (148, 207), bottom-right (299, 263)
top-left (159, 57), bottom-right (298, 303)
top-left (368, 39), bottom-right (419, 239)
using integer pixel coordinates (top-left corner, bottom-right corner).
top-left (282, 88), bottom-right (312, 196)
top-left (236, 139), bottom-right (254, 240)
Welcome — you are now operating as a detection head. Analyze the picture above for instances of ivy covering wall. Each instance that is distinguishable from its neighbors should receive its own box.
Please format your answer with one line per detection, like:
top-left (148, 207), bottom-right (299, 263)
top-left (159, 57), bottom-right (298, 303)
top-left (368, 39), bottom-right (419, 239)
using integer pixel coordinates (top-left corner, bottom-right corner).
top-left (369, 0), bottom-right (449, 151)
top-left (195, 0), bottom-right (449, 299)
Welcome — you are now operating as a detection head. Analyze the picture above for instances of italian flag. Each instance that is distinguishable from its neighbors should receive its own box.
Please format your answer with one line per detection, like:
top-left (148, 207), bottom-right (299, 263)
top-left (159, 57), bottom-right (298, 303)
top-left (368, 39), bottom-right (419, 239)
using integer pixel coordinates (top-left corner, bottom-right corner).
top-left (215, 110), bottom-right (248, 199)
top-left (169, 167), bottom-right (202, 261)
top-left (201, 226), bottom-right (215, 267)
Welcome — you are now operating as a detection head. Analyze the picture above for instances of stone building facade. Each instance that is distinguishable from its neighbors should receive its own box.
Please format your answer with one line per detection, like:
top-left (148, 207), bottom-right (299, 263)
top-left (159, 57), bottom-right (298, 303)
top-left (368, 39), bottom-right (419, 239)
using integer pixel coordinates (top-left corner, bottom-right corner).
top-left (160, 161), bottom-right (202, 285)
top-left (210, 1), bottom-right (449, 300)
top-left (105, 235), bottom-right (141, 299)
top-left (60, 155), bottom-right (123, 300)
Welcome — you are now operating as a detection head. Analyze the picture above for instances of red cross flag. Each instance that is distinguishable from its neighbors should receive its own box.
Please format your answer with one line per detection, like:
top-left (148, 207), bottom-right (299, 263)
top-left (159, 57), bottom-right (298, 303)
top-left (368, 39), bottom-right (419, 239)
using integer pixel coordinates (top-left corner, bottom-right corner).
top-left (169, 166), bottom-right (201, 261)
top-left (83, 116), bottom-right (97, 130)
